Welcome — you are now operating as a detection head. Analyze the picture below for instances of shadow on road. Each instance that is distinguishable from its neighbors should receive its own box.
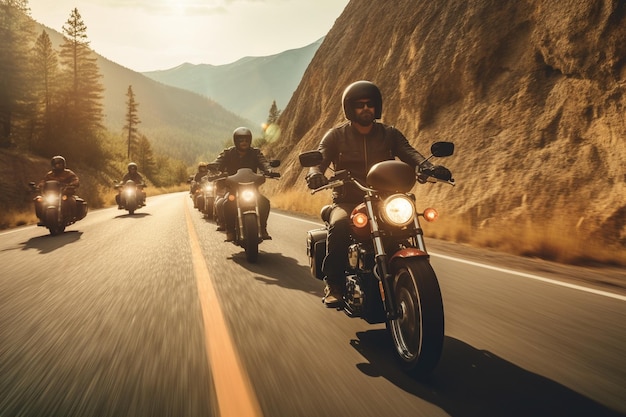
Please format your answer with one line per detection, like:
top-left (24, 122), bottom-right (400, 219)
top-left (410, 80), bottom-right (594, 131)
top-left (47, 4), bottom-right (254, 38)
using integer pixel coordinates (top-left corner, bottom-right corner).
top-left (20, 230), bottom-right (83, 254)
top-left (350, 330), bottom-right (623, 417)
top-left (230, 251), bottom-right (323, 296)
top-left (113, 212), bottom-right (151, 219)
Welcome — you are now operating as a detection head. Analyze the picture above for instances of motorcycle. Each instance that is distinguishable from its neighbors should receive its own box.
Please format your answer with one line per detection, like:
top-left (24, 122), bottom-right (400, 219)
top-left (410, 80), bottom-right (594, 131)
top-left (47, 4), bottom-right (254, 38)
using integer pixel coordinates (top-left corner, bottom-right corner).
top-left (29, 180), bottom-right (88, 235)
top-left (208, 161), bottom-right (280, 263)
top-left (298, 142), bottom-right (455, 377)
top-left (114, 180), bottom-right (146, 215)
top-left (196, 176), bottom-right (218, 220)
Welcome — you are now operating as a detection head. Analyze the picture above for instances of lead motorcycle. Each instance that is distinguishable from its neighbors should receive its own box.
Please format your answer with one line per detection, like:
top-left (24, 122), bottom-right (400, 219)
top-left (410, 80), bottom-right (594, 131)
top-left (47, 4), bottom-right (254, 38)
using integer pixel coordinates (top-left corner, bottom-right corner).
top-left (29, 180), bottom-right (88, 235)
top-left (114, 180), bottom-right (146, 215)
top-left (299, 142), bottom-right (455, 377)
top-left (208, 161), bottom-right (280, 262)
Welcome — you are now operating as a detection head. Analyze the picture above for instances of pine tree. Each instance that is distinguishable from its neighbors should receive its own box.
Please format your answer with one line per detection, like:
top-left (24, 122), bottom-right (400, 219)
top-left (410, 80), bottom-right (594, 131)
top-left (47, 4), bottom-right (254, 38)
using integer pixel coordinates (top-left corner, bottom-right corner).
top-left (57, 7), bottom-right (105, 165)
top-left (123, 85), bottom-right (140, 159)
top-left (267, 100), bottom-right (281, 124)
top-left (30, 29), bottom-right (60, 154)
top-left (135, 134), bottom-right (156, 180)
top-left (0, 0), bottom-right (34, 148)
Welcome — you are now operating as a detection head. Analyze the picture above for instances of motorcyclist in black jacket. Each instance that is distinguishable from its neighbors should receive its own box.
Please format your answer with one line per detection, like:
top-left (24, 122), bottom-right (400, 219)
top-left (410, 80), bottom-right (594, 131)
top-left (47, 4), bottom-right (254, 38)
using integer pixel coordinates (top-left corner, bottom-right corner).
top-left (209, 127), bottom-right (275, 241)
top-left (305, 80), bottom-right (447, 307)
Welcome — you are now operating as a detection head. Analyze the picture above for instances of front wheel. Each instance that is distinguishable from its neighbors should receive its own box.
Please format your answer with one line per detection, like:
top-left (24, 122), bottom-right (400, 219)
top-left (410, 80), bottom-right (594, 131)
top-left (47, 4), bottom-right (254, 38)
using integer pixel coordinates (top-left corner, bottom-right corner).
top-left (242, 212), bottom-right (259, 263)
top-left (45, 207), bottom-right (64, 235)
top-left (387, 257), bottom-right (444, 377)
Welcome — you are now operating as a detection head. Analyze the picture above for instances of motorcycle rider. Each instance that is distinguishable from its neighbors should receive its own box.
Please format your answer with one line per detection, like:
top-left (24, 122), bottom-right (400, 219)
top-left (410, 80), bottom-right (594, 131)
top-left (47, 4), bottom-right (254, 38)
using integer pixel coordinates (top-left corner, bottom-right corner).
top-left (116, 162), bottom-right (146, 208)
top-left (209, 127), bottom-right (274, 242)
top-left (36, 155), bottom-right (85, 223)
top-left (305, 80), bottom-right (449, 307)
top-left (190, 162), bottom-right (209, 208)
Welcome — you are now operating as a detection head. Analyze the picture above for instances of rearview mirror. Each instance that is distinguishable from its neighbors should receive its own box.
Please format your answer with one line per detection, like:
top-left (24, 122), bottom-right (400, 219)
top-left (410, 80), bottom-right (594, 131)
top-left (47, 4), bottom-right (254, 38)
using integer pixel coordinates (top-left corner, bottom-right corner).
top-left (269, 159), bottom-right (281, 168)
top-left (298, 150), bottom-right (323, 167)
top-left (431, 142), bottom-right (454, 157)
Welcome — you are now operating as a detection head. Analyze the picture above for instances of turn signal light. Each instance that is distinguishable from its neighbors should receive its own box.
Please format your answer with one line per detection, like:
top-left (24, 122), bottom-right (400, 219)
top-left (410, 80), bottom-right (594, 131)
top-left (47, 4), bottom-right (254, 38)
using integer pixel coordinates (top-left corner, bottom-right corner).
top-left (422, 207), bottom-right (438, 222)
top-left (352, 212), bottom-right (368, 228)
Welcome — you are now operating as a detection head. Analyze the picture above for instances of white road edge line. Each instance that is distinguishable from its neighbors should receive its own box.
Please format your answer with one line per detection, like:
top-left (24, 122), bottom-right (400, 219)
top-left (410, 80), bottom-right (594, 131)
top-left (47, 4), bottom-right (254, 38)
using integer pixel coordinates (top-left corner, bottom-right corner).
top-left (273, 212), bottom-right (626, 302)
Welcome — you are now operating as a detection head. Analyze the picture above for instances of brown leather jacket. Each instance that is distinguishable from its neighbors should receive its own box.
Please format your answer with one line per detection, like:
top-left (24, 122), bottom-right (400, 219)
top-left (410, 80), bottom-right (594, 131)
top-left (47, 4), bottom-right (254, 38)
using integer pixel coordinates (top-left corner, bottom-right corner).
top-left (39, 169), bottom-right (80, 193)
top-left (308, 121), bottom-right (428, 203)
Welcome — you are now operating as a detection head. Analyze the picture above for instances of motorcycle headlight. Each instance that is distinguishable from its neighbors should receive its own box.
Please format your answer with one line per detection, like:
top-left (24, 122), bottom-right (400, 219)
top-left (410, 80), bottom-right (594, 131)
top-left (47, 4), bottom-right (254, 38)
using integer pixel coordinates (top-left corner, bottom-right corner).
top-left (381, 194), bottom-right (415, 227)
top-left (44, 194), bottom-right (58, 204)
top-left (240, 189), bottom-right (256, 203)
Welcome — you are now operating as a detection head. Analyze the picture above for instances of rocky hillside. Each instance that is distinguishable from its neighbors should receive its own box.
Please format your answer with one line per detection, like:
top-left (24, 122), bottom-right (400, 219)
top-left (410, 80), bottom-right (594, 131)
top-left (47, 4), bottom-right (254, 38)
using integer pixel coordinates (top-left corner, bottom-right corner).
top-left (271, 0), bottom-right (626, 253)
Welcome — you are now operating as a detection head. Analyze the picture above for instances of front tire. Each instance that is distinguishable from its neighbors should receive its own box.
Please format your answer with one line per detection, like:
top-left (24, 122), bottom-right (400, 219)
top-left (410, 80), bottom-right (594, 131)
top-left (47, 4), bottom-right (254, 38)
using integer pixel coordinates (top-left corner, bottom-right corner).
top-left (387, 257), bottom-right (444, 377)
top-left (45, 207), bottom-right (64, 235)
top-left (242, 212), bottom-right (259, 263)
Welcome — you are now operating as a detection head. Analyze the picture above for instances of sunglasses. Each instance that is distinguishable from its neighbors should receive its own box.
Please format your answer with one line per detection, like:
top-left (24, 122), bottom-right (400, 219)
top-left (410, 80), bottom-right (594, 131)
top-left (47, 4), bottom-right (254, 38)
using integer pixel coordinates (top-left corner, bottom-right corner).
top-left (353, 100), bottom-right (375, 109)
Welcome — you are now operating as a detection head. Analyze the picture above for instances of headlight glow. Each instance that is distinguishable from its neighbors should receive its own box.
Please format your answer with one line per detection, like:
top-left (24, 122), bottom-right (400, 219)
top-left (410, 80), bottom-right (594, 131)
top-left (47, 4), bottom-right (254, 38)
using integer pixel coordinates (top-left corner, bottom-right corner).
top-left (241, 189), bottom-right (256, 203)
top-left (381, 194), bottom-right (415, 226)
top-left (44, 194), bottom-right (58, 204)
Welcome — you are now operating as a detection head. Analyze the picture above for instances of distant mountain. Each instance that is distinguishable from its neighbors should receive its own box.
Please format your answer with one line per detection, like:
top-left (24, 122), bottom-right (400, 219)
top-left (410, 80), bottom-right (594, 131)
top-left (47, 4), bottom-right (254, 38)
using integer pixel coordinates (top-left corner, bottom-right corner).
top-left (36, 22), bottom-right (253, 164)
top-left (142, 38), bottom-right (323, 125)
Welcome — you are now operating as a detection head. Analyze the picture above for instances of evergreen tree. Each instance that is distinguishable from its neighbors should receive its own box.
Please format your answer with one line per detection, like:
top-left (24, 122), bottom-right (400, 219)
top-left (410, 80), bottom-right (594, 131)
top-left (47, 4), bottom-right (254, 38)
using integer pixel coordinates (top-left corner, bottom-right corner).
top-left (123, 85), bottom-right (140, 159)
top-left (30, 29), bottom-right (60, 154)
top-left (58, 7), bottom-right (105, 165)
top-left (263, 100), bottom-right (282, 143)
top-left (0, 0), bottom-right (34, 148)
top-left (135, 134), bottom-right (156, 180)
top-left (267, 100), bottom-right (281, 124)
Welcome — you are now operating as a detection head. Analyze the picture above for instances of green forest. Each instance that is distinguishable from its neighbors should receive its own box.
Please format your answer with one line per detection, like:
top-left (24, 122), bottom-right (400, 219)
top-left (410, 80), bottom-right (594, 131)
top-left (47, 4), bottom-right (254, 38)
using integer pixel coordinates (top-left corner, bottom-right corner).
top-left (0, 1), bottom-right (189, 189)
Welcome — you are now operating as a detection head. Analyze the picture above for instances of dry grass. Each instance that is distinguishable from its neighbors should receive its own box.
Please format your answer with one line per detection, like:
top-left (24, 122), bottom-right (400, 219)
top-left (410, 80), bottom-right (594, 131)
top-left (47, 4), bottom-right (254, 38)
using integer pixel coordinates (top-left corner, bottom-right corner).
top-left (269, 188), bottom-right (625, 268)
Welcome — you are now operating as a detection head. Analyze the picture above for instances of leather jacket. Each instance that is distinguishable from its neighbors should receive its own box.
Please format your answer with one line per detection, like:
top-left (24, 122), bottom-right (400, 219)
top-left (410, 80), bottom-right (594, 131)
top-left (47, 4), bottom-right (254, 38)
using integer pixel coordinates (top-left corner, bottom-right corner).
top-left (308, 121), bottom-right (428, 203)
top-left (209, 146), bottom-right (272, 175)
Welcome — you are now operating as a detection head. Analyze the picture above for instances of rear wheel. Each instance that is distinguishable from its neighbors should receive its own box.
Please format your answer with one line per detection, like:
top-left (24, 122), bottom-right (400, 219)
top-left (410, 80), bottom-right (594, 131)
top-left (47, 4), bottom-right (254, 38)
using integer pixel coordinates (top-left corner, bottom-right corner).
top-left (243, 212), bottom-right (259, 263)
top-left (387, 257), bottom-right (444, 377)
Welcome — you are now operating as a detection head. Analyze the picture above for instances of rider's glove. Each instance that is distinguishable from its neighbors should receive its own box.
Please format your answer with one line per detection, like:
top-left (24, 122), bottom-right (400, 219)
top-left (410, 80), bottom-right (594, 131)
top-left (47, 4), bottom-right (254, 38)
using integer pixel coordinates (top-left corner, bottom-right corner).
top-left (418, 165), bottom-right (452, 183)
top-left (306, 172), bottom-right (329, 190)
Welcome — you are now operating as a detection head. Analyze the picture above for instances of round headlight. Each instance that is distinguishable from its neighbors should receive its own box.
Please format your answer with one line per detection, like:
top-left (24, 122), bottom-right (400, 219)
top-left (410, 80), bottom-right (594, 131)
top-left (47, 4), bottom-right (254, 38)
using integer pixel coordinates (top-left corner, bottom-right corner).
top-left (381, 195), bottom-right (415, 226)
top-left (241, 189), bottom-right (256, 202)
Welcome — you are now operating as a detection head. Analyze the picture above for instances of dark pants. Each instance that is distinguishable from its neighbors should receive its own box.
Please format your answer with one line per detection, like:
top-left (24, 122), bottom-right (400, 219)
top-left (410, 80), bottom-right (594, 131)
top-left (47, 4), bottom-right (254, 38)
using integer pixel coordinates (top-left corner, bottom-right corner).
top-left (322, 203), bottom-right (355, 286)
top-left (216, 193), bottom-right (270, 231)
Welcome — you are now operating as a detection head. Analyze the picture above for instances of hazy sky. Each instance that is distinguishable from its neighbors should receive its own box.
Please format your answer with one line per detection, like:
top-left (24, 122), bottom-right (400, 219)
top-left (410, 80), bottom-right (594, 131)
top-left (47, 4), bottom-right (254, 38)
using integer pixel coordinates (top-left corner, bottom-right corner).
top-left (26, 0), bottom-right (350, 72)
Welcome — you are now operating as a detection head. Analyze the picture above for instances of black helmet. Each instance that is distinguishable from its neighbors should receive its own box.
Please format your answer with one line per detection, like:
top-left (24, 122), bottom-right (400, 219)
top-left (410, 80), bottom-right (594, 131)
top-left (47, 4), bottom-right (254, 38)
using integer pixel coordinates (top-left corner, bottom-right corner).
top-left (233, 127), bottom-right (252, 149)
top-left (341, 80), bottom-right (383, 121)
top-left (51, 155), bottom-right (66, 172)
top-left (128, 162), bottom-right (138, 172)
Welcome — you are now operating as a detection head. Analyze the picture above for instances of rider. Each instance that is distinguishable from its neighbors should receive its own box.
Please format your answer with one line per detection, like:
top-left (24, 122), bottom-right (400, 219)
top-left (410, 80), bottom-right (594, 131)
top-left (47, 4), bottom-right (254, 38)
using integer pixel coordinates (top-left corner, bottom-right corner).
top-left (305, 80), bottom-right (442, 307)
top-left (116, 162), bottom-right (146, 208)
top-left (209, 127), bottom-right (274, 242)
top-left (36, 155), bottom-right (85, 223)
top-left (190, 162), bottom-right (209, 208)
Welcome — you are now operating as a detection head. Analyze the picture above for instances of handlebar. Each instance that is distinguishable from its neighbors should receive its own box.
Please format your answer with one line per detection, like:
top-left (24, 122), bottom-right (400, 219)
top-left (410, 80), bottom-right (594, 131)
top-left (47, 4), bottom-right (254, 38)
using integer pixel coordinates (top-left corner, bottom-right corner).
top-left (309, 168), bottom-right (454, 194)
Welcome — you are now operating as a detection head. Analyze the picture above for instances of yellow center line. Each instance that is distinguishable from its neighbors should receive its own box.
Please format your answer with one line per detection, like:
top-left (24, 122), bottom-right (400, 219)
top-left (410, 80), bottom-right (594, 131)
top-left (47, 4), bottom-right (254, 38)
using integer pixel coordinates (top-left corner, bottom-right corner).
top-left (184, 199), bottom-right (263, 417)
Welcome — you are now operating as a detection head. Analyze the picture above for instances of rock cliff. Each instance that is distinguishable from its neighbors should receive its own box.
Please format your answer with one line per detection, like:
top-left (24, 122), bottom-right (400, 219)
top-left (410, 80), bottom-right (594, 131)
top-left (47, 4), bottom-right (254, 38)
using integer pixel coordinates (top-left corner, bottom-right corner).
top-left (271, 0), bottom-right (626, 254)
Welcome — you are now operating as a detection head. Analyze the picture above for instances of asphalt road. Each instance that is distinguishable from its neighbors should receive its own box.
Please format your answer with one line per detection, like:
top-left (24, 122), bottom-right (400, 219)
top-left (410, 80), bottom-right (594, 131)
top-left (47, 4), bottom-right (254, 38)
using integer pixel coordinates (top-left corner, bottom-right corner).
top-left (1, 192), bottom-right (624, 417)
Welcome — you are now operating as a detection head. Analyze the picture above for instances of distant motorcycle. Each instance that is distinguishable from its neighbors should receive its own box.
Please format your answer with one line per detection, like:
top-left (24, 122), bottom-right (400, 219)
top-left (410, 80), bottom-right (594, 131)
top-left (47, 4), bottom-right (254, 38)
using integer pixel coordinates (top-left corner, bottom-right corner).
top-left (196, 177), bottom-right (217, 220)
top-left (299, 142), bottom-right (455, 377)
top-left (209, 161), bottom-right (280, 262)
top-left (30, 180), bottom-right (88, 235)
top-left (115, 180), bottom-right (146, 215)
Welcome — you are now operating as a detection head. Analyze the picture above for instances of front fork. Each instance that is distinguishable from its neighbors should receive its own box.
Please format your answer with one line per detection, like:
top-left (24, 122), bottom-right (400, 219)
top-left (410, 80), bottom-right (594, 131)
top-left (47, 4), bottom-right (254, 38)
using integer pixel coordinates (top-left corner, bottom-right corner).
top-left (364, 195), bottom-right (399, 320)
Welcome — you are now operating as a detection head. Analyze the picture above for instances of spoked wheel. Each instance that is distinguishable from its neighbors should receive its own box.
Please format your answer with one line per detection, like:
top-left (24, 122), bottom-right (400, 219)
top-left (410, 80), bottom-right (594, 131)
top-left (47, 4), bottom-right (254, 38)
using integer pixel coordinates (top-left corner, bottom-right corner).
top-left (387, 257), bottom-right (444, 377)
top-left (242, 212), bottom-right (259, 263)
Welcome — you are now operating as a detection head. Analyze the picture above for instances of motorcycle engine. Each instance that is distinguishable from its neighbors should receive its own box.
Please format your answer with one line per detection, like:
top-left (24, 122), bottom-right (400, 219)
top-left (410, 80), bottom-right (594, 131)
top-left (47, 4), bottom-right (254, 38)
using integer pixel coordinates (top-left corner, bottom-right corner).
top-left (345, 274), bottom-right (364, 316)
